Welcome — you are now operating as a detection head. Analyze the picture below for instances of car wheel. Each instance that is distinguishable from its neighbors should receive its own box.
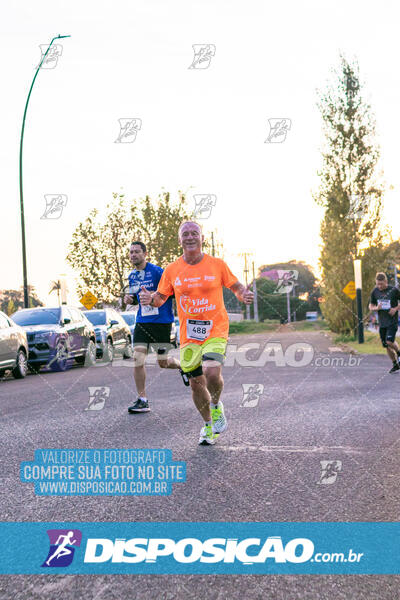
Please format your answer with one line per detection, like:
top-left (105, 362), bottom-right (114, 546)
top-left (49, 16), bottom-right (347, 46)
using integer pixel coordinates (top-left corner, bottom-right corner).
top-left (0, 369), bottom-right (5, 378)
top-left (123, 338), bottom-right (133, 359)
top-left (84, 340), bottom-right (97, 367)
top-left (102, 339), bottom-right (114, 363)
top-left (50, 340), bottom-right (69, 372)
top-left (12, 349), bottom-right (28, 379)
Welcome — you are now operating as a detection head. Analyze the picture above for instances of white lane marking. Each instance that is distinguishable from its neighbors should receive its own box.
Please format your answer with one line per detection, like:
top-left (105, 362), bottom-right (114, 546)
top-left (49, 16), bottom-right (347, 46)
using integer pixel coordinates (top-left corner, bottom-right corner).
top-left (218, 445), bottom-right (364, 454)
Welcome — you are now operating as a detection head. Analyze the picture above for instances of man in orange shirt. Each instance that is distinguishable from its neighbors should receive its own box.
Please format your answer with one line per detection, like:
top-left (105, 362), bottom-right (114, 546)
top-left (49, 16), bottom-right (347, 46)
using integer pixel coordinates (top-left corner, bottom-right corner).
top-left (139, 221), bottom-right (254, 445)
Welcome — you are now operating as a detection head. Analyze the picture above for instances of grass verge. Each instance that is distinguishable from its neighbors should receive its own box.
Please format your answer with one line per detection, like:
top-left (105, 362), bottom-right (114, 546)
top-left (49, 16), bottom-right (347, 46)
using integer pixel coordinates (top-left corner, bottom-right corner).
top-left (334, 331), bottom-right (386, 354)
top-left (228, 319), bottom-right (328, 335)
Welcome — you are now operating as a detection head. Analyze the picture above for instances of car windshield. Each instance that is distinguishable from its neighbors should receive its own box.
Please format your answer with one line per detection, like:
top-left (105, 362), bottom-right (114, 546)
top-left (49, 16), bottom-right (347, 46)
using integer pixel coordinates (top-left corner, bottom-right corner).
top-left (122, 314), bottom-right (136, 325)
top-left (84, 311), bottom-right (106, 326)
top-left (11, 308), bottom-right (61, 326)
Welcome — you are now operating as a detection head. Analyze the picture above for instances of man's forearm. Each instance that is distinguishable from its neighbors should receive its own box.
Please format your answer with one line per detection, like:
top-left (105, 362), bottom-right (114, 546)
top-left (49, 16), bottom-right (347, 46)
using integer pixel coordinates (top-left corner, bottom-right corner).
top-left (150, 291), bottom-right (167, 307)
top-left (231, 282), bottom-right (246, 302)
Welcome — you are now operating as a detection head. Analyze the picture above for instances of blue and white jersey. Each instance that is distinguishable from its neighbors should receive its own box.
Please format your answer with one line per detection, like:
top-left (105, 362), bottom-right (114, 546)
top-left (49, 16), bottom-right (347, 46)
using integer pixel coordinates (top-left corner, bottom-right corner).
top-left (128, 262), bottom-right (174, 324)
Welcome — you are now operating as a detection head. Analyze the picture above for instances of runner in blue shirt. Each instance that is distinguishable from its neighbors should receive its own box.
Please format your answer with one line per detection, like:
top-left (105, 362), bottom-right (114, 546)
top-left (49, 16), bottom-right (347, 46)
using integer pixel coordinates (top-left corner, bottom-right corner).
top-left (124, 241), bottom-right (189, 413)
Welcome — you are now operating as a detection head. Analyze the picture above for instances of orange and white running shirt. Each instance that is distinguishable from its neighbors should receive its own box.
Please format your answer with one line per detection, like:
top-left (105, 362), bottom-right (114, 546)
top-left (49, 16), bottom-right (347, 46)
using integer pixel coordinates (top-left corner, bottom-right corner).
top-left (157, 254), bottom-right (239, 346)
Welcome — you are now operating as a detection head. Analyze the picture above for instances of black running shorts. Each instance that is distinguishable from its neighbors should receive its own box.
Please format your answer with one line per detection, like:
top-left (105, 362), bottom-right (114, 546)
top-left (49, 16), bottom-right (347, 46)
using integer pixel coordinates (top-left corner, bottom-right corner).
top-left (133, 322), bottom-right (172, 354)
top-left (379, 325), bottom-right (398, 347)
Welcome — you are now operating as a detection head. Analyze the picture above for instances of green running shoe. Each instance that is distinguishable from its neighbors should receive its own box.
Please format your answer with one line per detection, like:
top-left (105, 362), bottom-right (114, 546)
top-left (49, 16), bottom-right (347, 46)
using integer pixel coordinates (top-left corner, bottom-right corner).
top-left (198, 423), bottom-right (217, 445)
top-left (211, 400), bottom-right (228, 434)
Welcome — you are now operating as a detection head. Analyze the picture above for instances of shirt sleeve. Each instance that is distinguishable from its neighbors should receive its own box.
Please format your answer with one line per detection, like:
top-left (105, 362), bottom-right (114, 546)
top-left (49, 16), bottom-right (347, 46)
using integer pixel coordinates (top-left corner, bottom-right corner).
top-left (219, 259), bottom-right (239, 288)
top-left (157, 267), bottom-right (174, 297)
top-left (369, 290), bottom-right (376, 306)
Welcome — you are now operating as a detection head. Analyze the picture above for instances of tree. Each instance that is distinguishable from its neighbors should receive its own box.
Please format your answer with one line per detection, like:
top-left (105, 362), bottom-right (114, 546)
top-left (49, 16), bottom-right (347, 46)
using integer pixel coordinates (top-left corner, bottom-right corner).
top-left (314, 55), bottom-right (386, 333)
top-left (66, 191), bottom-right (204, 304)
top-left (253, 277), bottom-right (315, 322)
top-left (0, 287), bottom-right (43, 314)
top-left (258, 260), bottom-right (316, 297)
top-left (49, 280), bottom-right (61, 305)
top-left (6, 299), bottom-right (15, 316)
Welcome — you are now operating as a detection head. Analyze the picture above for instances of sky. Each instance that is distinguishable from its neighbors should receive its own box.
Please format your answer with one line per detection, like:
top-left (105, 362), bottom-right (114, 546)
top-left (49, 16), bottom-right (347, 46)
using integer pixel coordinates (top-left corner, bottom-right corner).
top-left (1, 0), bottom-right (400, 306)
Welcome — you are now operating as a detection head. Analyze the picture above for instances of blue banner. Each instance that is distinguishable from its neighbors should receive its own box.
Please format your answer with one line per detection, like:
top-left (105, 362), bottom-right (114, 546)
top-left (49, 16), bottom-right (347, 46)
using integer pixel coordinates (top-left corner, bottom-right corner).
top-left (0, 522), bottom-right (399, 574)
top-left (20, 449), bottom-right (186, 496)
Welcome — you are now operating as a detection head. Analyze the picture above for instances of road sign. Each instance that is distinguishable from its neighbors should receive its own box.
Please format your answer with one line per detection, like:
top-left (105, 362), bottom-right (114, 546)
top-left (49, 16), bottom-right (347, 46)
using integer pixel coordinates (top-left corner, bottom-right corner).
top-left (80, 291), bottom-right (98, 310)
top-left (342, 281), bottom-right (356, 300)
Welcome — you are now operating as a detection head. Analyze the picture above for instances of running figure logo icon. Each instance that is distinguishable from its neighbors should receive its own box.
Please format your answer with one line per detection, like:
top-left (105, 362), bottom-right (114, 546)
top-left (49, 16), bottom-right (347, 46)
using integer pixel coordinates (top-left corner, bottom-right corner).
top-left (265, 118), bottom-right (292, 143)
top-left (188, 44), bottom-right (216, 69)
top-left (37, 44), bottom-right (63, 69)
top-left (85, 386), bottom-right (110, 411)
top-left (347, 194), bottom-right (369, 220)
top-left (40, 194), bottom-right (68, 219)
top-left (241, 384), bottom-right (264, 408)
top-left (274, 270), bottom-right (298, 294)
top-left (317, 460), bottom-right (342, 485)
top-left (42, 529), bottom-right (82, 567)
top-left (115, 118), bottom-right (142, 143)
top-left (193, 194), bottom-right (217, 219)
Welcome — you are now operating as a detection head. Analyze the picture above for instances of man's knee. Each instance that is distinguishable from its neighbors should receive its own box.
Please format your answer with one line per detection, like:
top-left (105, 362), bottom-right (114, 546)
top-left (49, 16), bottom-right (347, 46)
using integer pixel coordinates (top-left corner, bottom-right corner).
top-left (133, 349), bottom-right (147, 366)
top-left (189, 373), bottom-right (207, 390)
top-left (203, 362), bottom-right (223, 384)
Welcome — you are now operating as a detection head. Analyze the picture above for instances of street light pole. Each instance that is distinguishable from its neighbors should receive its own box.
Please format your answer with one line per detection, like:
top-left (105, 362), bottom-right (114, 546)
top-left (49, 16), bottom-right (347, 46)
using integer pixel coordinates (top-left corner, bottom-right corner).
top-left (354, 259), bottom-right (364, 344)
top-left (19, 34), bottom-right (70, 307)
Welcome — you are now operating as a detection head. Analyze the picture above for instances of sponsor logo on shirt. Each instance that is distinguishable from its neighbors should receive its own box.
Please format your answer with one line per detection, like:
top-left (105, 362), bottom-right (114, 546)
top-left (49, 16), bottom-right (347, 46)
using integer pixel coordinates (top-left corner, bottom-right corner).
top-left (174, 277), bottom-right (182, 286)
top-left (204, 275), bottom-right (215, 281)
top-left (184, 277), bottom-right (201, 282)
top-left (179, 295), bottom-right (216, 314)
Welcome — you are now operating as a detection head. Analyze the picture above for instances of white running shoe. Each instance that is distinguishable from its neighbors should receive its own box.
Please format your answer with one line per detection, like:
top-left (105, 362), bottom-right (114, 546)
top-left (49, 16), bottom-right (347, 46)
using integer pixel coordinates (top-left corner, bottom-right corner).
top-left (211, 400), bottom-right (228, 434)
top-left (198, 424), bottom-right (217, 445)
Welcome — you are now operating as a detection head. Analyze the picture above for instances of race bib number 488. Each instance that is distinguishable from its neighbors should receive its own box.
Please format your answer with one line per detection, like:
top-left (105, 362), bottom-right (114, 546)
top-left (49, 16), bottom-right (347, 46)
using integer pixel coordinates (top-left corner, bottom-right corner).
top-left (187, 319), bottom-right (212, 341)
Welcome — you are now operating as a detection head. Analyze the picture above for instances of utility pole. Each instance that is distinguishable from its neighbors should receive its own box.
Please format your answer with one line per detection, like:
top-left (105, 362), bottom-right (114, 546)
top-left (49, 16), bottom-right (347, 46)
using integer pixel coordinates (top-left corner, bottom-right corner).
top-left (243, 253), bottom-right (251, 320)
top-left (252, 261), bottom-right (259, 322)
top-left (354, 259), bottom-right (364, 344)
top-left (286, 289), bottom-right (291, 323)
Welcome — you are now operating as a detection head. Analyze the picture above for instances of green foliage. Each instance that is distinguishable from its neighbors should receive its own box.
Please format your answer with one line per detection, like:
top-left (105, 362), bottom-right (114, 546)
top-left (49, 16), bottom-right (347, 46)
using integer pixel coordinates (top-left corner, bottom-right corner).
top-left (258, 261), bottom-right (316, 296)
top-left (229, 320), bottom-right (279, 334)
top-left (314, 55), bottom-right (387, 333)
top-left (6, 299), bottom-right (15, 316)
top-left (253, 277), bottom-right (317, 323)
top-left (66, 191), bottom-right (193, 304)
top-left (0, 287), bottom-right (43, 314)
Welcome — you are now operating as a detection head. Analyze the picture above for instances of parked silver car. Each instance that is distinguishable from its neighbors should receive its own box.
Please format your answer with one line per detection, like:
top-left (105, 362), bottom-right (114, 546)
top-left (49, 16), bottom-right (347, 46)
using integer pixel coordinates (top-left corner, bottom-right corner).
top-left (0, 311), bottom-right (29, 379)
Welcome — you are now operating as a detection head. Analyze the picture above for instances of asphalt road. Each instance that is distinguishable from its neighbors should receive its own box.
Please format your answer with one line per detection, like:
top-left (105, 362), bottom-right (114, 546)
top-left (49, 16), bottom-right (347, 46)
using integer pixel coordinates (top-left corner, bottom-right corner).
top-left (1, 329), bottom-right (400, 599)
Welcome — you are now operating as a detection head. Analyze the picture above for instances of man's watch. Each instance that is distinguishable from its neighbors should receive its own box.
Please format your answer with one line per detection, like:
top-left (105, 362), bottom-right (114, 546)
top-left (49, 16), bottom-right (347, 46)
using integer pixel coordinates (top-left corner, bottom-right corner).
top-left (149, 296), bottom-right (154, 307)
